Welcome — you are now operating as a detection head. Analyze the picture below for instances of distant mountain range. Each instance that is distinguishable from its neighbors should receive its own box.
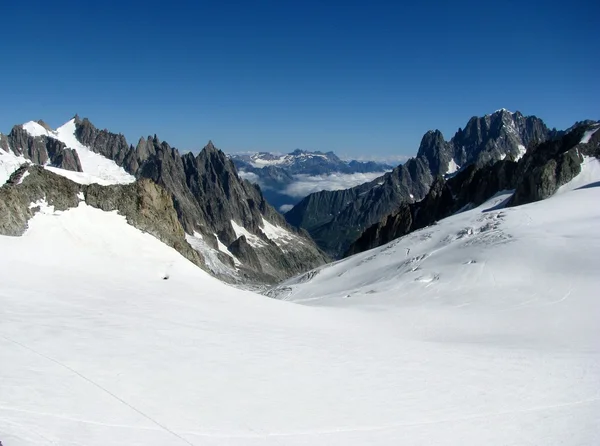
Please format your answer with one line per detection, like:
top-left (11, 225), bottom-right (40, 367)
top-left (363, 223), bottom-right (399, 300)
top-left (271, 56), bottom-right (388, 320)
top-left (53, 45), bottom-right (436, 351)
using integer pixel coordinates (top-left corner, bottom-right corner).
top-left (229, 150), bottom-right (393, 212)
top-left (284, 109), bottom-right (559, 258)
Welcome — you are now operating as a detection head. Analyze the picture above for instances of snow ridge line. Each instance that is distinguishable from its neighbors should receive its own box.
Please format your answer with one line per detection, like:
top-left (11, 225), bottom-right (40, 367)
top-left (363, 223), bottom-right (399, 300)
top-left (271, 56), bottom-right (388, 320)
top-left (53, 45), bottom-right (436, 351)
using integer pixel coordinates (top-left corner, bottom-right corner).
top-left (0, 334), bottom-right (197, 446)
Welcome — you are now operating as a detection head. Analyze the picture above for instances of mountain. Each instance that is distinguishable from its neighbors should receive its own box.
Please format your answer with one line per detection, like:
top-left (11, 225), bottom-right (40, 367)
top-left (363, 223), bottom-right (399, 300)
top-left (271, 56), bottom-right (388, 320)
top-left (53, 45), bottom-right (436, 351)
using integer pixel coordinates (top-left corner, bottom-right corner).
top-left (2, 147), bottom-right (600, 445)
top-left (229, 149), bottom-right (392, 212)
top-left (0, 117), bottom-right (328, 284)
top-left (346, 121), bottom-right (600, 256)
top-left (285, 109), bottom-right (553, 258)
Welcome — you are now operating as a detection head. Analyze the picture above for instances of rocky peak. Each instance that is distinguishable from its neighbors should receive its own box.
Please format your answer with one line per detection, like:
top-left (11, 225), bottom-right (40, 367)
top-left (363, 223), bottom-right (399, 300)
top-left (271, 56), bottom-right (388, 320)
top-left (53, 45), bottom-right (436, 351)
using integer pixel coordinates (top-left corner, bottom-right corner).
top-left (417, 130), bottom-right (452, 175)
top-left (66, 118), bottom-right (329, 283)
top-left (35, 120), bottom-right (53, 131)
top-left (3, 123), bottom-right (82, 172)
top-left (204, 140), bottom-right (217, 151)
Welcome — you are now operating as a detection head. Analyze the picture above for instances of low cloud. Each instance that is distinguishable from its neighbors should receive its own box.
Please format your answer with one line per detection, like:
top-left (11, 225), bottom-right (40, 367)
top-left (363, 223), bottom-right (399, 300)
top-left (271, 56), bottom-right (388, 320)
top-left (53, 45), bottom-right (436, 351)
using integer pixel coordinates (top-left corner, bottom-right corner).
top-left (341, 154), bottom-right (411, 165)
top-left (279, 204), bottom-right (294, 213)
top-left (283, 172), bottom-right (387, 198)
top-left (237, 170), bottom-right (262, 184)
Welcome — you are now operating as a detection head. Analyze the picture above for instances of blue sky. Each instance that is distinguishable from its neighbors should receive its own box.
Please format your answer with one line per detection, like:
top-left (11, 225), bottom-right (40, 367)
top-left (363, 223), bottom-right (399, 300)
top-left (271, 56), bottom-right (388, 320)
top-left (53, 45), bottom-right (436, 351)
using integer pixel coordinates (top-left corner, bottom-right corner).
top-left (1, 0), bottom-right (598, 158)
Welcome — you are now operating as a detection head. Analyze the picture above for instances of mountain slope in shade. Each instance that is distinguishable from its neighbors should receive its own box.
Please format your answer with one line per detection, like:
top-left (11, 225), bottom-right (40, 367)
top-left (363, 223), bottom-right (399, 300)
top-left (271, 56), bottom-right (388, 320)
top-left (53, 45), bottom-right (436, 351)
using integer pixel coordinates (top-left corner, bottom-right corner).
top-left (1, 172), bottom-right (599, 445)
top-left (346, 121), bottom-right (600, 256)
top-left (285, 109), bottom-right (552, 258)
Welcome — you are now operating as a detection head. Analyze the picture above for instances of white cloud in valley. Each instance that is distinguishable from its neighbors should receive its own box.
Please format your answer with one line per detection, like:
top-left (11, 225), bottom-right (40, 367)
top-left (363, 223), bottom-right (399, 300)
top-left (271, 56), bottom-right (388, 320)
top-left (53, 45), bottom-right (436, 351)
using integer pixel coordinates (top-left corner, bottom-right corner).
top-left (283, 172), bottom-right (387, 198)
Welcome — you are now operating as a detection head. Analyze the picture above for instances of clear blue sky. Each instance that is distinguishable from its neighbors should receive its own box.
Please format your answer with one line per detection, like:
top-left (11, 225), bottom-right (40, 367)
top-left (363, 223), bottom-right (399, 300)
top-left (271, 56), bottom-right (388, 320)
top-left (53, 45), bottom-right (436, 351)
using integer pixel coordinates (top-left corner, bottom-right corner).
top-left (1, 0), bottom-right (598, 157)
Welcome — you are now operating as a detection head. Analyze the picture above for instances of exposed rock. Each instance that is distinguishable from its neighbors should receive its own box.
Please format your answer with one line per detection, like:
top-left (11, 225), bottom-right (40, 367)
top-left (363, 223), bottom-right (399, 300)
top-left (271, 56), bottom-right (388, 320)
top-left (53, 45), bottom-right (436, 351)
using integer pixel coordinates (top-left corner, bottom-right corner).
top-left (230, 150), bottom-right (393, 211)
top-left (70, 118), bottom-right (328, 283)
top-left (286, 110), bottom-right (551, 258)
top-left (84, 178), bottom-right (205, 268)
top-left (2, 125), bottom-right (83, 171)
top-left (346, 121), bottom-right (599, 257)
top-left (510, 124), bottom-right (600, 205)
top-left (0, 166), bottom-right (82, 236)
top-left (0, 166), bottom-right (205, 270)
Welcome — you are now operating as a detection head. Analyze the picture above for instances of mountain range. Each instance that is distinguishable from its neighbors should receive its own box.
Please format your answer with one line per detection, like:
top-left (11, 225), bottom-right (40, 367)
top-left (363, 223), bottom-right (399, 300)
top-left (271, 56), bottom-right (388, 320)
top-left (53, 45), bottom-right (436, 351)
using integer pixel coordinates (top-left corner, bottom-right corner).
top-left (346, 121), bottom-right (600, 256)
top-left (0, 117), bottom-right (328, 285)
top-left (229, 150), bottom-right (392, 212)
top-left (285, 109), bottom-right (557, 257)
top-left (2, 109), bottom-right (600, 445)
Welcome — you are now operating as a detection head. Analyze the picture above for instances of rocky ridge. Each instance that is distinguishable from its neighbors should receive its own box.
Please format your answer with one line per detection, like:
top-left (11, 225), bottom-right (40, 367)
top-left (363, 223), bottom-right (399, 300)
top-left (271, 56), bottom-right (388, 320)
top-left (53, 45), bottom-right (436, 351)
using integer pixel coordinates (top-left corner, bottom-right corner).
top-left (286, 109), bottom-right (552, 258)
top-left (346, 121), bottom-right (600, 256)
top-left (1, 117), bottom-right (328, 284)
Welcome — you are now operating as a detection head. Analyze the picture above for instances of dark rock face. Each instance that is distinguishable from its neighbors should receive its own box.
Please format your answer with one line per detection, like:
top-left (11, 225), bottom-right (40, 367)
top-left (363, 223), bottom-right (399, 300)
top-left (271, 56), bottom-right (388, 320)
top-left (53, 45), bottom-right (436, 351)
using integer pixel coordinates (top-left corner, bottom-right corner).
top-left (0, 125), bottom-right (83, 172)
top-left (346, 122), bottom-right (599, 257)
top-left (0, 166), bottom-right (82, 236)
top-left (287, 109), bottom-right (550, 258)
top-left (417, 130), bottom-right (452, 175)
top-left (510, 124), bottom-right (600, 205)
top-left (75, 116), bottom-right (131, 166)
top-left (70, 120), bottom-right (329, 283)
top-left (451, 110), bottom-right (551, 166)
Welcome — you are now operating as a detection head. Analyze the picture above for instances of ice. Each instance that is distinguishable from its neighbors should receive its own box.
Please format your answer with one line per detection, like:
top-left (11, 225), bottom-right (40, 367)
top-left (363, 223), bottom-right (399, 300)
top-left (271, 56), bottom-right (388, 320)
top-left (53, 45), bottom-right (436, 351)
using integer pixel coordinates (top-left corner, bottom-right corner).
top-left (515, 144), bottom-right (527, 160)
top-left (1, 179), bottom-right (600, 444)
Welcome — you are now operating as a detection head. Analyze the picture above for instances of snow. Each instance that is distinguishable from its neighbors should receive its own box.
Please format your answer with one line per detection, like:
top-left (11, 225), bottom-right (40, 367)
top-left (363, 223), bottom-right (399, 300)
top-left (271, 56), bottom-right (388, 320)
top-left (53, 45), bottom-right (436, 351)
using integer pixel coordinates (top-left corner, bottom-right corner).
top-left (230, 219), bottom-right (267, 247)
top-left (516, 144), bottom-right (527, 160)
top-left (1, 180), bottom-right (600, 444)
top-left (260, 218), bottom-right (301, 246)
top-left (247, 152), bottom-right (329, 168)
top-left (21, 121), bottom-right (52, 138)
top-left (580, 126), bottom-right (599, 144)
top-left (52, 119), bottom-right (135, 185)
top-left (446, 158), bottom-right (460, 174)
top-left (556, 156), bottom-right (600, 194)
top-left (17, 170), bottom-right (30, 184)
top-left (21, 119), bottom-right (135, 185)
top-left (0, 148), bottom-right (29, 186)
top-left (185, 232), bottom-right (242, 276)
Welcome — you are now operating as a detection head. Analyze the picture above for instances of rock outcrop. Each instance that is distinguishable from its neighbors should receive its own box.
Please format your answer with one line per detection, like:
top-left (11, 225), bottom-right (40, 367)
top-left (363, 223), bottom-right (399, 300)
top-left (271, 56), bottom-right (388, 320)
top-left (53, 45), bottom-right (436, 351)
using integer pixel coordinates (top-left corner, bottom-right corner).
top-left (0, 124), bottom-right (83, 171)
top-left (286, 109), bottom-right (550, 258)
top-left (70, 118), bottom-right (329, 283)
top-left (0, 166), bottom-right (205, 269)
top-left (346, 121), bottom-right (599, 257)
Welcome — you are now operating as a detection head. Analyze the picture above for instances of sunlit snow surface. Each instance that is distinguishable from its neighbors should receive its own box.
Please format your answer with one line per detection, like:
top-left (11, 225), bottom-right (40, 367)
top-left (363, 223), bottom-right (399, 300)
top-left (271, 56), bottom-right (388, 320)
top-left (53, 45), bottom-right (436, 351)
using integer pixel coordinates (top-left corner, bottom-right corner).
top-left (0, 147), bottom-right (29, 185)
top-left (22, 119), bottom-right (135, 185)
top-left (1, 173), bottom-right (600, 444)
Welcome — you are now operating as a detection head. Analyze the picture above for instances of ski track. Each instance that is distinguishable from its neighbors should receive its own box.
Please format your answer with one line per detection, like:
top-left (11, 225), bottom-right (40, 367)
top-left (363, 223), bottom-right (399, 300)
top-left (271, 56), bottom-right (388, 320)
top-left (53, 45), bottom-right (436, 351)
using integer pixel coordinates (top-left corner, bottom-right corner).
top-left (2, 398), bottom-right (598, 440)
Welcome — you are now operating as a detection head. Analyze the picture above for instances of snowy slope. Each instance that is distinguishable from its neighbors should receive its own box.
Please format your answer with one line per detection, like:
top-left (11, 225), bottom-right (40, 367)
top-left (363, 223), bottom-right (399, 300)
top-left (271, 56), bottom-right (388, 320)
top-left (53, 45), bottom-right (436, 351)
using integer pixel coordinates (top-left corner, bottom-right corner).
top-left (0, 146), bottom-right (29, 186)
top-left (1, 184), bottom-right (600, 444)
top-left (22, 119), bottom-right (135, 185)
